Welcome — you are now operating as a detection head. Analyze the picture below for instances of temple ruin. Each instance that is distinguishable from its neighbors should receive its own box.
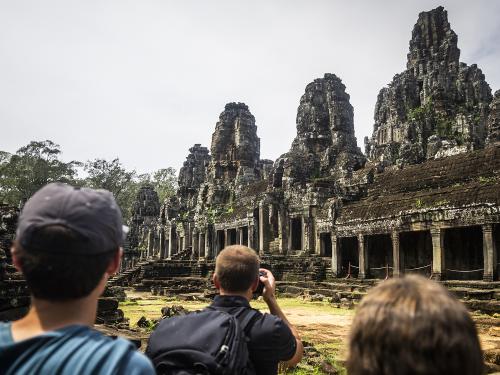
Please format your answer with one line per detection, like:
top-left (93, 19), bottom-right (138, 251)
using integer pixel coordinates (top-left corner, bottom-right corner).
top-left (1, 6), bottom-right (499, 321)
top-left (125, 7), bottom-right (499, 292)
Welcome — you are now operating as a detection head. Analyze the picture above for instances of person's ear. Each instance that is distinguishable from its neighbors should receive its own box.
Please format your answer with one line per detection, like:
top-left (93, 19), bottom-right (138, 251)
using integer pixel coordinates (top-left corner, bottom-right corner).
top-left (251, 276), bottom-right (259, 292)
top-left (10, 245), bottom-right (22, 273)
top-left (213, 273), bottom-right (221, 289)
top-left (106, 247), bottom-right (123, 275)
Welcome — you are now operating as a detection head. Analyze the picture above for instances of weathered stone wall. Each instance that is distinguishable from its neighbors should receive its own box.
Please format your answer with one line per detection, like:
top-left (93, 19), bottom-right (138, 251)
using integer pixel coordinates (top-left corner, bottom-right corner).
top-left (365, 6), bottom-right (492, 166)
top-left (281, 73), bottom-right (365, 185)
top-left (487, 90), bottom-right (500, 144)
top-left (0, 205), bottom-right (30, 321)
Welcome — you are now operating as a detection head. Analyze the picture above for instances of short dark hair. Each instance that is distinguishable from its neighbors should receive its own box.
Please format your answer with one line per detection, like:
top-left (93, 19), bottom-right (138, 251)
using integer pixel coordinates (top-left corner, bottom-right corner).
top-left (215, 245), bottom-right (260, 293)
top-left (14, 225), bottom-right (118, 301)
top-left (347, 275), bottom-right (484, 375)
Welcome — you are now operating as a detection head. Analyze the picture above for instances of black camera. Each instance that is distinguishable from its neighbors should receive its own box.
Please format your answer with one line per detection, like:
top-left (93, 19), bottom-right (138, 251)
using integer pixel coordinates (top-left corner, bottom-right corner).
top-left (255, 271), bottom-right (266, 295)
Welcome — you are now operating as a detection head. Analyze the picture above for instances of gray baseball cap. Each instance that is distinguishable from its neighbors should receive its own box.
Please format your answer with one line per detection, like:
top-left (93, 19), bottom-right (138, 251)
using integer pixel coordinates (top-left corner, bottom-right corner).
top-left (17, 182), bottom-right (125, 254)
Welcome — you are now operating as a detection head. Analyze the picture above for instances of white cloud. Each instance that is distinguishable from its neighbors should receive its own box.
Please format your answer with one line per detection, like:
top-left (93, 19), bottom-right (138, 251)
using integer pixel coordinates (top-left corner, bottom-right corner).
top-left (0, 0), bottom-right (499, 173)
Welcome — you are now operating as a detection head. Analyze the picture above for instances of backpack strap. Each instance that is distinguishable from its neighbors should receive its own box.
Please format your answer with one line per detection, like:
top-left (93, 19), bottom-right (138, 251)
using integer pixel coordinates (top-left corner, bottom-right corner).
top-left (206, 306), bottom-right (259, 334)
top-left (237, 308), bottom-right (260, 334)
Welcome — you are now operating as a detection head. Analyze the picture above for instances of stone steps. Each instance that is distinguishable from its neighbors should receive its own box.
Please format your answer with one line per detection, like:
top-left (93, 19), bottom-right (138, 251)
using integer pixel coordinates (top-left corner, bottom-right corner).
top-left (275, 279), bottom-right (500, 314)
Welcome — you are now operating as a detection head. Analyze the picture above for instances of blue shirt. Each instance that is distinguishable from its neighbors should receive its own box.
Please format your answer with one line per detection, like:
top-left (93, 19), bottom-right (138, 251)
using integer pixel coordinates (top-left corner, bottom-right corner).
top-left (0, 322), bottom-right (154, 375)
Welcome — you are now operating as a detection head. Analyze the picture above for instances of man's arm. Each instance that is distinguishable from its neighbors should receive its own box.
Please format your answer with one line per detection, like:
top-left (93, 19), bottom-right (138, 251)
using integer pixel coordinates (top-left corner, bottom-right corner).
top-left (259, 268), bottom-right (304, 368)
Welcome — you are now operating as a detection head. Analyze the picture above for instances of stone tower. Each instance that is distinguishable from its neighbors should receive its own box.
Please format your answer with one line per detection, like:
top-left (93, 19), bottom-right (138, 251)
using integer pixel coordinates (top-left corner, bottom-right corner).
top-left (208, 102), bottom-right (260, 186)
top-left (127, 185), bottom-right (160, 252)
top-left (486, 91), bottom-right (500, 145)
top-left (365, 6), bottom-right (492, 165)
top-left (177, 144), bottom-right (210, 212)
top-left (282, 73), bottom-right (365, 184)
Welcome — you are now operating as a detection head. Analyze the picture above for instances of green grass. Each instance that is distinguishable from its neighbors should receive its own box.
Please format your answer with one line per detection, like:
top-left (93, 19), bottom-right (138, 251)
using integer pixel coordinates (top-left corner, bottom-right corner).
top-left (120, 295), bottom-right (351, 374)
top-left (251, 297), bottom-right (354, 315)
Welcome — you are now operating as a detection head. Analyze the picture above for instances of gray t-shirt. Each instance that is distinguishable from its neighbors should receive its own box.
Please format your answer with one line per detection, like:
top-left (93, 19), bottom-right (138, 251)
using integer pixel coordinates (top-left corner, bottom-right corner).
top-left (0, 322), bottom-right (154, 375)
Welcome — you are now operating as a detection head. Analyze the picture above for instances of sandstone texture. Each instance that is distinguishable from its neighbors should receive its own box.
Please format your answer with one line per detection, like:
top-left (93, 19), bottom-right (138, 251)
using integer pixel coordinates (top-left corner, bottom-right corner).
top-left (280, 73), bottom-right (365, 185)
top-left (487, 90), bottom-right (500, 144)
top-left (365, 6), bottom-right (492, 166)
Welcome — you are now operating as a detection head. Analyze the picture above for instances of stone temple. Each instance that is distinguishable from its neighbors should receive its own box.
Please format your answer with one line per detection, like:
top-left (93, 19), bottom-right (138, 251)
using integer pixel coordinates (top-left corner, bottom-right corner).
top-left (125, 6), bottom-right (499, 285)
top-left (1, 7), bottom-right (499, 321)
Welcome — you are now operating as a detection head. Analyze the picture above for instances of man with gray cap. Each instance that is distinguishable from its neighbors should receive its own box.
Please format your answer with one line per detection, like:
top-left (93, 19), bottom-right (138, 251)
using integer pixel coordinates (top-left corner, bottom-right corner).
top-left (0, 183), bottom-right (154, 375)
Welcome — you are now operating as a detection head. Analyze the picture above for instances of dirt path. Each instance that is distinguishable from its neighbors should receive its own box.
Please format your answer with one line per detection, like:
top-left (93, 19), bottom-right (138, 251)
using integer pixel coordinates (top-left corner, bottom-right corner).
top-left (119, 291), bottom-right (500, 371)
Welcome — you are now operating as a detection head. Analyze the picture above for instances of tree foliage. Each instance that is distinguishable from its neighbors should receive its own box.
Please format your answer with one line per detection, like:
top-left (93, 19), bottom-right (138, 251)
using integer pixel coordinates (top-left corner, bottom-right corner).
top-left (0, 140), bottom-right (80, 205)
top-left (0, 140), bottom-right (178, 224)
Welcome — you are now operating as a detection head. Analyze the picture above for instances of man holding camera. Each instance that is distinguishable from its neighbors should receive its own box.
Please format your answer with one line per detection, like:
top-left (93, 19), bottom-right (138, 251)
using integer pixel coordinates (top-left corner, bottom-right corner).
top-left (209, 245), bottom-right (303, 374)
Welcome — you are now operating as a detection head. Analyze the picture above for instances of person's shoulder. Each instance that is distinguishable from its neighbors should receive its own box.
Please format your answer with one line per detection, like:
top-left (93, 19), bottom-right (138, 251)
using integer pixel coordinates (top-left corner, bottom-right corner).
top-left (124, 349), bottom-right (155, 375)
top-left (249, 311), bottom-right (293, 338)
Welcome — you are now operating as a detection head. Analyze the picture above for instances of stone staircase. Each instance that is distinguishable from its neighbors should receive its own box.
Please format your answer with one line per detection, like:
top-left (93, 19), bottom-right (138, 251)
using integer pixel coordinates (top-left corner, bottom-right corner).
top-left (275, 278), bottom-right (500, 314)
top-left (171, 248), bottom-right (193, 260)
top-left (108, 260), bottom-right (153, 287)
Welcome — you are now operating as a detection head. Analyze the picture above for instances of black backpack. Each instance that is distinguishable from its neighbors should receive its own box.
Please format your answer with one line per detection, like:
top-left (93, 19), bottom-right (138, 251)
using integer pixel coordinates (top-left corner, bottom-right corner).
top-left (146, 307), bottom-right (258, 375)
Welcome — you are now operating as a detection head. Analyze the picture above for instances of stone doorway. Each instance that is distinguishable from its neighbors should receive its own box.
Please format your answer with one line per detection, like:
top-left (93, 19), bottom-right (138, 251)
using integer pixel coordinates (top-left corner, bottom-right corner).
top-left (216, 230), bottom-right (225, 254)
top-left (199, 233), bottom-right (205, 257)
top-left (366, 234), bottom-right (393, 279)
top-left (170, 230), bottom-right (178, 256)
top-left (290, 218), bottom-right (302, 251)
top-left (228, 228), bottom-right (237, 245)
top-left (444, 226), bottom-right (483, 280)
top-left (400, 230), bottom-right (432, 277)
top-left (320, 233), bottom-right (332, 257)
top-left (339, 236), bottom-right (358, 277)
top-left (241, 226), bottom-right (249, 246)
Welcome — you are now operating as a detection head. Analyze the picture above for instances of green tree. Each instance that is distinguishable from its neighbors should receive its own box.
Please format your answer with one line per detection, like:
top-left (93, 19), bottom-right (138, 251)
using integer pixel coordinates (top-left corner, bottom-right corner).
top-left (0, 140), bottom-right (80, 205)
top-left (83, 158), bottom-right (136, 219)
top-left (151, 167), bottom-right (177, 203)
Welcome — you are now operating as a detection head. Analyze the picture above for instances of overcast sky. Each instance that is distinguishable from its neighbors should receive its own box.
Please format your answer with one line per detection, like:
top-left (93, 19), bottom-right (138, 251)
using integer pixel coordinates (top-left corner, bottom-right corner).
top-left (1, 0), bottom-right (499, 174)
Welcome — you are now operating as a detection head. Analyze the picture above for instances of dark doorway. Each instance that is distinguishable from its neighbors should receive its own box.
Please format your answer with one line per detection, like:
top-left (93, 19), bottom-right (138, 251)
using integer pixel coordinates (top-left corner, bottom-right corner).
top-left (170, 230), bottom-right (177, 255)
top-left (366, 234), bottom-right (393, 279)
top-left (320, 233), bottom-right (332, 257)
top-left (217, 230), bottom-right (225, 254)
top-left (270, 206), bottom-right (279, 239)
top-left (291, 218), bottom-right (302, 250)
top-left (339, 236), bottom-right (358, 277)
top-left (444, 226), bottom-right (483, 280)
top-left (207, 228), bottom-right (214, 258)
top-left (400, 230), bottom-right (432, 277)
top-left (241, 226), bottom-right (249, 246)
top-left (199, 233), bottom-right (205, 257)
top-left (228, 228), bottom-right (237, 245)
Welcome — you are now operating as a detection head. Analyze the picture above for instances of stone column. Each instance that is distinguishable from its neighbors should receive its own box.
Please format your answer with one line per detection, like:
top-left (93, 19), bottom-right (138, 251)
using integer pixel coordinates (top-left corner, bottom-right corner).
top-left (192, 229), bottom-right (198, 258)
top-left (168, 226), bottom-right (175, 259)
top-left (259, 202), bottom-right (270, 255)
top-left (248, 224), bottom-right (255, 250)
top-left (204, 231), bottom-right (211, 259)
top-left (358, 233), bottom-right (367, 279)
top-left (238, 228), bottom-right (243, 245)
top-left (431, 228), bottom-right (444, 280)
top-left (278, 209), bottom-right (287, 254)
top-left (224, 229), bottom-right (229, 248)
top-left (159, 229), bottom-right (165, 259)
top-left (315, 231), bottom-right (321, 256)
top-left (147, 230), bottom-right (154, 258)
top-left (331, 234), bottom-right (339, 277)
top-left (392, 231), bottom-right (401, 277)
top-left (197, 233), bottom-right (203, 258)
top-left (483, 224), bottom-right (496, 281)
top-left (303, 216), bottom-right (310, 254)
